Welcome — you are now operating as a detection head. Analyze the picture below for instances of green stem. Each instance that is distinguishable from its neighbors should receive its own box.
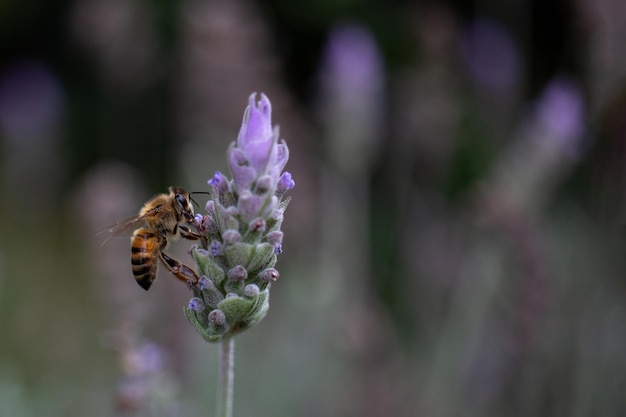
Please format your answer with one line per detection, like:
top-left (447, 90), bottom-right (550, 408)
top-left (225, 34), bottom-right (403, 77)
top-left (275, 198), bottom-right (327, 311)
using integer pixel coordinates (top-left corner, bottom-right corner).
top-left (216, 336), bottom-right (235, 417)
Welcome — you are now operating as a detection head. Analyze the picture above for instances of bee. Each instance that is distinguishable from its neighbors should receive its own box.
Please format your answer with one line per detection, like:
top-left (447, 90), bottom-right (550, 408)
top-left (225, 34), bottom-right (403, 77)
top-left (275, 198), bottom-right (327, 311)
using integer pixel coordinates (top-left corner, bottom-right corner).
top-left (104, 186), bottom-right (202, 290)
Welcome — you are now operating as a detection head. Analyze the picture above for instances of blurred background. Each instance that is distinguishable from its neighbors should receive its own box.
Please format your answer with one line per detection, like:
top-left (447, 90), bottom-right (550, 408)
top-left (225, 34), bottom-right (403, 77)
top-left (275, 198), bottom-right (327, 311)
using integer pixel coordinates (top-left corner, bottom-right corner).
top-left (1, 0), bottom-right (626, 416)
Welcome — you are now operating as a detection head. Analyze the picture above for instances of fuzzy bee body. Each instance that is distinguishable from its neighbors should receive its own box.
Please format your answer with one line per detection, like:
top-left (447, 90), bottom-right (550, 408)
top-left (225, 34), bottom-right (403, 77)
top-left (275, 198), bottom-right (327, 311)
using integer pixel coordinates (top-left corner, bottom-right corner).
top-left (105, 186), bottom-right (201, 290)
top-left (131, 228), bottom-right (161, 290)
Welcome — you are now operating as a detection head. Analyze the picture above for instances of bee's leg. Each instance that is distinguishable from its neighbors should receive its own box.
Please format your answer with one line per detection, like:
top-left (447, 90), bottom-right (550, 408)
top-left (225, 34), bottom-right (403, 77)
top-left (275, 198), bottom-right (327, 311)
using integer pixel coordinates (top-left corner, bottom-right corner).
top-left (179, 225), bottom-right (202, 240)
top-left (159, 251), bottom-right (199, 286)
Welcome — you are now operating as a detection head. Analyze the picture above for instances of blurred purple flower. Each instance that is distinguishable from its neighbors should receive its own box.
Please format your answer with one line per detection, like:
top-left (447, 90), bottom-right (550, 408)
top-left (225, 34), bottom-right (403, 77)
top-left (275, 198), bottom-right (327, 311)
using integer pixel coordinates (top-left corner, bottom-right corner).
top-left (318, 23), bottom-right (384, 174)
top-left (322, 24), bottom-right (383, 95)
top-left (124, 341), bottom-right (165, 375)
top-left (536, 77), bottom-right (585, 149)
top-left (461, 19), bottom-right (521, 91)
top-left (136, 342), bottom-right (165, 374)
top-left (0, 60), bottom-right (65, 141)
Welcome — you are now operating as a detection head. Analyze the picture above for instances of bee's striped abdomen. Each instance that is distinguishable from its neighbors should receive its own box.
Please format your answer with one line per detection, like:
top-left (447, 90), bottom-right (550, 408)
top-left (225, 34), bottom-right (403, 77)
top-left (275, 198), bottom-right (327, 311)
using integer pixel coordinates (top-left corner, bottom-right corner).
top-left (131, 228), bottom-right (160, 290)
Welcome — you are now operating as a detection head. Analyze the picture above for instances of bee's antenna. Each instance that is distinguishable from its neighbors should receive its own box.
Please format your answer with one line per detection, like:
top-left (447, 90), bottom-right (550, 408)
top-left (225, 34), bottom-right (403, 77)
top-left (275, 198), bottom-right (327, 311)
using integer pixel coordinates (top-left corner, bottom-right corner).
top-left (189, 191), bottom-right (211, 207)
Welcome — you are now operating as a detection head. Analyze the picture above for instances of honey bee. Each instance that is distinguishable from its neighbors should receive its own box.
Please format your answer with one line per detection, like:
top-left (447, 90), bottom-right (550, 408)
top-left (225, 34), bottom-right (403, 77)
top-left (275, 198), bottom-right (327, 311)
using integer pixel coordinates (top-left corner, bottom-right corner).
top-left (104, 186), bottom-right (201, 290)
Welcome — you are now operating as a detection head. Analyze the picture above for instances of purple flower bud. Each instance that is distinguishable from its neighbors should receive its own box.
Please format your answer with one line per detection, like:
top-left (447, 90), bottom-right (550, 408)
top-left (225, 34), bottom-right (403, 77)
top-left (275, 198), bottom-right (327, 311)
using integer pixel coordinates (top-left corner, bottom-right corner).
top-left (265, 230), bottom-right (283, 255)
top-left (270, 142), bottom-right (289, 182)
top-left (188, 297), bottom-right (205, 312)
top-left (208, 171), bottom-right (221, 186)
top-left (229, 93), bottom-right (291, 194)
top-left (197, 275), bottom-right (213, 291)
top-left (222, 229), bottom-right (242, 244)
top-left (193, 215), bottom-right (215, 234)
top-left (228, 265), bottom-right (248, 281)
top-left (195, 248), bottom-right (210, 258)
top-left (229, 145), bottom-right (256, 192)
top-left (237, 93), bottom-right (274, 173)
top-left (208, 170), bottom-right (229, 193)
top-left (205, 200), bottom-right (215, 215)
top-left (201, 215), bottom-right (218, 234)
top-left (249, 218), bottom-right (266, 233)
top-left (208, 309), bottom-right (226, 326)
top-left (276, 171), bottom-right (295, 193)
top-left (209, 240), bottom-right (223, 257)
top-left (270, 205), bottom-right (285, 222)
top-left (238, 191), bottom-right (263, 222)
top-left (244, 284), bottom-right (260, 297)
top-left (266, 230), bottom-right (283, 245)
top-left (258, 268), bottom-right (280, 282)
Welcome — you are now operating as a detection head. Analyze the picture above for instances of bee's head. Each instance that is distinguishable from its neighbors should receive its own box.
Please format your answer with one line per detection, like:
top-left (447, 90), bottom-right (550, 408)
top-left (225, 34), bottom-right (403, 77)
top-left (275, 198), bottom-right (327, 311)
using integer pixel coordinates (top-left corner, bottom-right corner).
top-left (169, 186), bottom-right (195, 221)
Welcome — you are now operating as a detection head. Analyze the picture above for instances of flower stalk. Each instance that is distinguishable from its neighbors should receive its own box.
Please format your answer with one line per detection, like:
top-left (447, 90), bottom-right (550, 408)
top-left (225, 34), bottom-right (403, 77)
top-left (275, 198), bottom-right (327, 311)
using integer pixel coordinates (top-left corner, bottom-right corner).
top-left (217, 337), bottom-right (235, 417)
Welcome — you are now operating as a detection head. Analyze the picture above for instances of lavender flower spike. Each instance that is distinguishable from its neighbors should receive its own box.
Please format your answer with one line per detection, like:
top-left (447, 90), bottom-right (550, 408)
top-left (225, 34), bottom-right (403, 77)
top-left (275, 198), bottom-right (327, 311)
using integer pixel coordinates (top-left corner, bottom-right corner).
top-left (184, 93), bottom-right (294, 343)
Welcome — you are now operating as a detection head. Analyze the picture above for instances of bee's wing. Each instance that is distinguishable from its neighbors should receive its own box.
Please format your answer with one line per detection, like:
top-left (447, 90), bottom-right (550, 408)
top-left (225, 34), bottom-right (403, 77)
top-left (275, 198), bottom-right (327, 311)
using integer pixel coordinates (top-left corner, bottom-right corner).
top-left (97, 211), bottom-right (154, 246)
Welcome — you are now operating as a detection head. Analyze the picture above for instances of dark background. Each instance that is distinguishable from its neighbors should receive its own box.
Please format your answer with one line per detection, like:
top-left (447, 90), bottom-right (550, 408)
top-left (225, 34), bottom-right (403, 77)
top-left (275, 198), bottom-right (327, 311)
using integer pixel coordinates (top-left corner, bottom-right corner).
top-left (1, 0), bottom-right (625, 416)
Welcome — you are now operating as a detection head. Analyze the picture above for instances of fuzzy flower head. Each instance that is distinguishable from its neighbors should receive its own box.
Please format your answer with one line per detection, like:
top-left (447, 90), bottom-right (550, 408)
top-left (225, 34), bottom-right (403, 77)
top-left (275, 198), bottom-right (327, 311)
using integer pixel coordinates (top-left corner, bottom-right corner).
top-left (185, 93), bottom-right (294, 343)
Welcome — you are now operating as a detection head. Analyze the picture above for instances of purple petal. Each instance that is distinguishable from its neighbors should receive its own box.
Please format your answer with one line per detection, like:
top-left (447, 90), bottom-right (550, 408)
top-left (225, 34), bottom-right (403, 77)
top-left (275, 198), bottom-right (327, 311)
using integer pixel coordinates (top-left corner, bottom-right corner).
top-left (237, 93), bottom-right (272, 147)
top-left (208, 171), bottom-right (223, 186)
top-left (229, 146), bottom-right (256, 191)
top-left (274, 141), bottom-right (289, 171)
top-left (277, 172), bottom-right (295, 193)
top-left (237, 191), bottom-right (264, 222)
top-left (208, 170), bottom-right (229, 194)
top-left (270, 140), bottom-right (289, 182)
top-left (237, 93), bottom-right (275, 174)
